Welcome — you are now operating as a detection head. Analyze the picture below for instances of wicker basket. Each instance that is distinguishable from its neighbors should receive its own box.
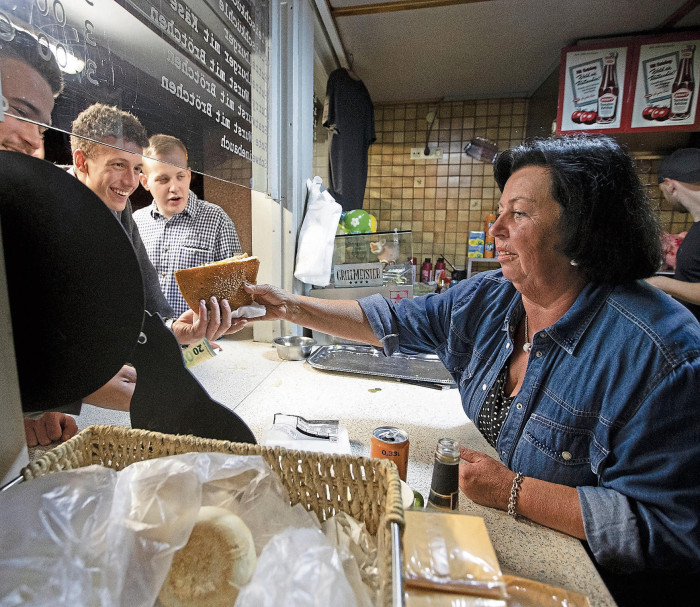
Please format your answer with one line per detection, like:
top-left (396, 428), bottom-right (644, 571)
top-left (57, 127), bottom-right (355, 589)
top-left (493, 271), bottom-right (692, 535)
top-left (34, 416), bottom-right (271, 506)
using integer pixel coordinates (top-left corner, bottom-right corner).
top-left (21, 424), bottom-right (405, 606)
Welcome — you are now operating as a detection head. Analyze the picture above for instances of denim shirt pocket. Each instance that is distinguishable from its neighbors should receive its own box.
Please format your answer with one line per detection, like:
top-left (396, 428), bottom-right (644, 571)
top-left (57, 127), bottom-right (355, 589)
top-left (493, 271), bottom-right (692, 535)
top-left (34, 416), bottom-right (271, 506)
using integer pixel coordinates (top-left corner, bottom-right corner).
top-left (517, 413), bottom-right (598, 486)
top-left (440, 332), bottom-right (476, 380)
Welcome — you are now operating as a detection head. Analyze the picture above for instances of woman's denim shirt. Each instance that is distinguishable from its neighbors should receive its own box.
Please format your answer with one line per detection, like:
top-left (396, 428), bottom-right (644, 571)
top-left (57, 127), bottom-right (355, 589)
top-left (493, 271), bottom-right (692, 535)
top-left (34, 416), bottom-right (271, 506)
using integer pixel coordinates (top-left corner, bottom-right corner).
top-left (359, 270), bottom-right (700, 575)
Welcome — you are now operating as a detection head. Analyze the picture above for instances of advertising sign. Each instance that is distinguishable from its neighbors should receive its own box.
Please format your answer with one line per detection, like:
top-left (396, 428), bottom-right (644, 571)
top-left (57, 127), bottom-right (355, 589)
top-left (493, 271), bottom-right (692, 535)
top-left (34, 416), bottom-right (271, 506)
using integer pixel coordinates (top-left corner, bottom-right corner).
top-left (630, 38), bottom-right (700, 129)
top-left (333, 263), bottom-right (384, 288)
top-left (558, 44), bottom-right (631, 133)
top-left (557, 32), bottom-right (700, 134)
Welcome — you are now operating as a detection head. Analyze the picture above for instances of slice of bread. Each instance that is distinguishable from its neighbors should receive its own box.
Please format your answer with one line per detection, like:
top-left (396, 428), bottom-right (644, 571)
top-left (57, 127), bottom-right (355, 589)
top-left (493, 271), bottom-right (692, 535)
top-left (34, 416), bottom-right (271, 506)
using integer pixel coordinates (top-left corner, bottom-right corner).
top-left (174, 254), bottom-right (260, 312)
top-left (158, 506), bottom-right (257, 607)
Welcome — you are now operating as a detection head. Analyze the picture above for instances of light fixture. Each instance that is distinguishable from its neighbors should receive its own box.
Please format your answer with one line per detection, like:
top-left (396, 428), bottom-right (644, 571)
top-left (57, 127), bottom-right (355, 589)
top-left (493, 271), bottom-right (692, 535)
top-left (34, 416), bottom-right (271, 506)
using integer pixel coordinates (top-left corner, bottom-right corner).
top-left (463, 137), bottom-right (499, 163)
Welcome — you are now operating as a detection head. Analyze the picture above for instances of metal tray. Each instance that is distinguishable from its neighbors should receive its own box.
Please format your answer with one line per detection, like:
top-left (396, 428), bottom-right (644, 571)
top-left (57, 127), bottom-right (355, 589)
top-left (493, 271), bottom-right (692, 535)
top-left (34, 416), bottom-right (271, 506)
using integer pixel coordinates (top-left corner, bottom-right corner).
top-left (306, 345), bottom-right (457, 389)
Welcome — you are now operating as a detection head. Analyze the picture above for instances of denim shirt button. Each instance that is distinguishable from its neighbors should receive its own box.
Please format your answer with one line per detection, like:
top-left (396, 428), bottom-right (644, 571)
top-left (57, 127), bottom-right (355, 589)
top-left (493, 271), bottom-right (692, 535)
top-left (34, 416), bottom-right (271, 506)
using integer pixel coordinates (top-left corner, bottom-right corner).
top-left (562, 451), bottom-right (572, 461)
top-left (535, 351), bottom-right (543, 358)
top-left (482, 384), bottom-right (488, 390)
top-left (505, 343), bottom-right (510, 349)
top-left (515, 402), bottom-right (522, 410)
top-left (501, 450), bottom-right (506, 457)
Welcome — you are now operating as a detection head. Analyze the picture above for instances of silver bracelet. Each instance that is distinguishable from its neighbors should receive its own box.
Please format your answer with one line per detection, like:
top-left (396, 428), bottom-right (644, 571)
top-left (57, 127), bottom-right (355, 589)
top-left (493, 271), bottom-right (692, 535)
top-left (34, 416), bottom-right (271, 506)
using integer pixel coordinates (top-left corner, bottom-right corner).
top-left (507, 472), bottom-right (524, 518)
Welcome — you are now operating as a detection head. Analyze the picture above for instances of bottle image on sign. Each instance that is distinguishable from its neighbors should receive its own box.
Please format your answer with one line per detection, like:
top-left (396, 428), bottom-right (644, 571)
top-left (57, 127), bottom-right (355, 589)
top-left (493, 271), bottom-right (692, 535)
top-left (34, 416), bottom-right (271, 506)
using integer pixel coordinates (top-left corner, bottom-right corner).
top-left (596, 52), bottom-right (619, 124)
top-left (671, 45), bottom-right (695, 121)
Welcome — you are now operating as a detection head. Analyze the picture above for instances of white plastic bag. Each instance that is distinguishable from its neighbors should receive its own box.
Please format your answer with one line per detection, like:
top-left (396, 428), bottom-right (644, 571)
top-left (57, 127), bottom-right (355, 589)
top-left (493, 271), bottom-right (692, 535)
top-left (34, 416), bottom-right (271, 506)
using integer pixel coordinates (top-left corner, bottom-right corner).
top-left (236, 527), bottom-right (360, 607)
top-left (294, 176), bottom-right (342, 286)
top-left (0, 454), bottom-right (318, 607)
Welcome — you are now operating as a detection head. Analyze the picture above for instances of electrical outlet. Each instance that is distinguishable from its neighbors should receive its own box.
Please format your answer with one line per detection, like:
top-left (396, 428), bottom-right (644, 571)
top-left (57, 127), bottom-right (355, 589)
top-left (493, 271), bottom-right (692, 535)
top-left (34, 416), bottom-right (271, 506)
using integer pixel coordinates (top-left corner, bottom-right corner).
top-left (410, 147), bottom-right (443, 160)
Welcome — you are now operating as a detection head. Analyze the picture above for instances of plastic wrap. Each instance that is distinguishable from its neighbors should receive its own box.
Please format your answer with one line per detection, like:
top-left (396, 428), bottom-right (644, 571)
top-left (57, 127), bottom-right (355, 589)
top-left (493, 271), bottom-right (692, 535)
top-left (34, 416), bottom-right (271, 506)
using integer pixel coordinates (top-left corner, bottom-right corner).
top-left (322, 511), bottom-right (378, 603)
top-left (406, 589), bottom-right (506, 606)
top-left (0, 465), bottom-right (122, 606)
top-left (502, 575), bottom-right (590, 607)
top-left (236, 527), bottom-right (363, 607)
top-left (403, 511), bottom-right (506, 600)
top-left (405, 575), bottom-right (590, 607)
top-left (0, 453), bottom-right (323, 606)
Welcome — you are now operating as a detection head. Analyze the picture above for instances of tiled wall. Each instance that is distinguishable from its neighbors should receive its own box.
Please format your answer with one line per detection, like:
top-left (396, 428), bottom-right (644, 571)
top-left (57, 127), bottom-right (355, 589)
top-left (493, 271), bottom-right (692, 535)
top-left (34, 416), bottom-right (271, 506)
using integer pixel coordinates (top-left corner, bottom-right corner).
top-left (364, 99), bottom-right (527, 271)
top-left (362, 100), bottom-right (694, 274)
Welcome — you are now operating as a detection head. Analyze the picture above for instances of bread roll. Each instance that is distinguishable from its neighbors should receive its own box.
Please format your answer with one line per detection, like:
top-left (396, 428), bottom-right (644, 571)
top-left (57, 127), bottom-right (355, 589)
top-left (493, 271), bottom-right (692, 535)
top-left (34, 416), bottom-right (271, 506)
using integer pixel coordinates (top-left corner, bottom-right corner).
top-left (158, 506), bottom-right (257, 607)
top-left (174, 254), bottom-right (260, 312)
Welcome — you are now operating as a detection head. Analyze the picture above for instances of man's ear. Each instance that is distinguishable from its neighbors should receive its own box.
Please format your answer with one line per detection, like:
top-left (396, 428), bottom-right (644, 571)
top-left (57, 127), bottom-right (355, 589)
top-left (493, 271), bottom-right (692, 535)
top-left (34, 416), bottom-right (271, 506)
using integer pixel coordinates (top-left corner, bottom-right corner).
top-left (73, 149), bottom-right (87, 175)
top-left (139, 172), bottom-right (150, 190)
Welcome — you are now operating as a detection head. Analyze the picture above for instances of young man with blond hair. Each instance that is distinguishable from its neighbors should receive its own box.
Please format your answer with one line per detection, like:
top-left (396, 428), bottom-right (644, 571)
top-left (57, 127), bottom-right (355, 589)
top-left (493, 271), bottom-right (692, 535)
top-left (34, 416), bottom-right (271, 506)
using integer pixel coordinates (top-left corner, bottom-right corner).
top-left (134, 134), bottom-right (242, 316)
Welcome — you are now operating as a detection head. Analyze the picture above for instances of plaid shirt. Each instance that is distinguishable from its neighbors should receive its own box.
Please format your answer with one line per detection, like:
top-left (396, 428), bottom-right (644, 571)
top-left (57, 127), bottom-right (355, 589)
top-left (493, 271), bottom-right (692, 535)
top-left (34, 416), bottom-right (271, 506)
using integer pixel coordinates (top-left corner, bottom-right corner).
top-left (133, 191), bottom-right (242, 316)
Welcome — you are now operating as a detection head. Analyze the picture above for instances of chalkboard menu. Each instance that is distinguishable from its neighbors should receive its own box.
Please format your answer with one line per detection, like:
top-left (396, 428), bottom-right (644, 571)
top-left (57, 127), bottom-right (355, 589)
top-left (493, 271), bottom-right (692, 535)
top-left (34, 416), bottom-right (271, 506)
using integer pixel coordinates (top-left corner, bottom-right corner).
top-left (0, 0), bottom-right (269, 189)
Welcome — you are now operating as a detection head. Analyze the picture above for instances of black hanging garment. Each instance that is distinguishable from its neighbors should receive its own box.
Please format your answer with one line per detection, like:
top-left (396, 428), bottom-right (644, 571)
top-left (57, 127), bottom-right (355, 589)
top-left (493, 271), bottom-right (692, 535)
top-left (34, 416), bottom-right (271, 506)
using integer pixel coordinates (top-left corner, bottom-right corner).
top-left (323, 68), bottom-right (376, 211)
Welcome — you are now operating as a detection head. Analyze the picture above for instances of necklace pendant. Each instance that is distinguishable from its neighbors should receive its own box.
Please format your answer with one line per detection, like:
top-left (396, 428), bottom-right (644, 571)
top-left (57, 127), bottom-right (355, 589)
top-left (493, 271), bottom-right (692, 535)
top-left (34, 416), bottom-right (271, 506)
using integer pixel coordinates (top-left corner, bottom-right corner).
top-left (523, 342), bottom-right (532, 353)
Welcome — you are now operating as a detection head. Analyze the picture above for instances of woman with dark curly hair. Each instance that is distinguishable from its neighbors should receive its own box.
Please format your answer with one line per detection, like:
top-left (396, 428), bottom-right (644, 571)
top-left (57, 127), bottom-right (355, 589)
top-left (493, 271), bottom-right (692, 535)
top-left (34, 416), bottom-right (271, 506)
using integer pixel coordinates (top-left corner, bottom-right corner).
top-left (242, 135), bottom-right (700, 605)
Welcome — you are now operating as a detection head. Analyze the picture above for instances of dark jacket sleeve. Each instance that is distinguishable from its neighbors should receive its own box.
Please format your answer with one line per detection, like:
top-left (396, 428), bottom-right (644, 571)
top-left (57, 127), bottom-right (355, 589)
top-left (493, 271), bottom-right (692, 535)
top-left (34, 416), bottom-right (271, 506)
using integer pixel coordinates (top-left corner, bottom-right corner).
top-left (121, 201), bottom-right (174, 318)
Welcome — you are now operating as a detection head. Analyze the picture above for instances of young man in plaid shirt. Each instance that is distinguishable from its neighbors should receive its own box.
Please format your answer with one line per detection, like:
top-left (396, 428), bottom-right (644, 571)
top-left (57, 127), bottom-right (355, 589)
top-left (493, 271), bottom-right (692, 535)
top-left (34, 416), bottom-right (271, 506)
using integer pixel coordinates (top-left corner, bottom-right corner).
top-left (134, 134), bottom-right (242, 317)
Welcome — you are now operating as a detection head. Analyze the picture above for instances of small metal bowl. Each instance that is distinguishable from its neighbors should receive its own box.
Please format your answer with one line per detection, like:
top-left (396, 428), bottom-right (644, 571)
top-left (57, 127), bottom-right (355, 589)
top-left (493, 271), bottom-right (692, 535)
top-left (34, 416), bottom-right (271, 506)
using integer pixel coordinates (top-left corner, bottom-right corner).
top-left (273, 336), bottom-right (316, 360)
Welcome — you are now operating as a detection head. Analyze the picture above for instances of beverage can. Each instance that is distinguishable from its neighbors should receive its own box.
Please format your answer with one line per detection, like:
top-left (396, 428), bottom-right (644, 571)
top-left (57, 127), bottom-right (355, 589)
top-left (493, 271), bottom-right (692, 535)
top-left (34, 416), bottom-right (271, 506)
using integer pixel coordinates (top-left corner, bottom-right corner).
top-left (370, 426), bottom-right (409, 481)
top-left (484, 237), bottom-right (495, 258)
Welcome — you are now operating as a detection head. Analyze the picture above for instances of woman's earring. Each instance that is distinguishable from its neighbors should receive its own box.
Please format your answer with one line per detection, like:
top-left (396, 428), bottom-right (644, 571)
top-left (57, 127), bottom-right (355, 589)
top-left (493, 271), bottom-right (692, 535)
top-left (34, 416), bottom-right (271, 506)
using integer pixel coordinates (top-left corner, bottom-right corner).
top-left (570, 259), bottom-right (579, 266)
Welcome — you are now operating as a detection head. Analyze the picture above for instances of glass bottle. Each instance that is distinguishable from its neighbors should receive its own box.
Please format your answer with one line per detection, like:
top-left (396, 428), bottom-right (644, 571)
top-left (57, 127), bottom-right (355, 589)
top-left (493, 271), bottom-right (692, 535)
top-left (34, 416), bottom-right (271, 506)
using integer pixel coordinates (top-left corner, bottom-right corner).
top-left (671, 45), bottom-right (695, 121)
top-left (596, 52), bottom-right (619, 124)
top-left (427, 438), bottom-right (460, 510)
top-left (421, 258), bottom-right (432, 283)
top-left (434, 257), bottom-right (446, 287)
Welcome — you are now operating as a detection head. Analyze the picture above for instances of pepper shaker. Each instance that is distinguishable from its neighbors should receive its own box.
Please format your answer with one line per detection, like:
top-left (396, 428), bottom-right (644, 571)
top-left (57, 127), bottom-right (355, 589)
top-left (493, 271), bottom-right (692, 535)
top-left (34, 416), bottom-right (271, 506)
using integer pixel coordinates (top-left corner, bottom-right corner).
top-left (427, 437), bottom-right (460, 510)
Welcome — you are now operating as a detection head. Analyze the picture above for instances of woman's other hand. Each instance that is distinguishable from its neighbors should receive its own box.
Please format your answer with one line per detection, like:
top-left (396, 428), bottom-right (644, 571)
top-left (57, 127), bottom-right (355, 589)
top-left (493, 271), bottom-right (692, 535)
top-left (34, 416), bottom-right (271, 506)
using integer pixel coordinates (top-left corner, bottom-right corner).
top-left (458, 446), bottom-right (514, 511)
top-left (459, 446), bottom-right (585, 538)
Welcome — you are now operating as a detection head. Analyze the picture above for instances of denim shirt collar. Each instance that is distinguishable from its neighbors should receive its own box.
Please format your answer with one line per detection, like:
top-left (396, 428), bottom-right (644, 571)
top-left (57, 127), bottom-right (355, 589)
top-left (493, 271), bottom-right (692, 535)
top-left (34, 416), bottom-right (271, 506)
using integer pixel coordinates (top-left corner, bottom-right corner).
top-left (501, 281), bottom-right (615, 355)
top-left (546, 282), bottom-right (614, 354)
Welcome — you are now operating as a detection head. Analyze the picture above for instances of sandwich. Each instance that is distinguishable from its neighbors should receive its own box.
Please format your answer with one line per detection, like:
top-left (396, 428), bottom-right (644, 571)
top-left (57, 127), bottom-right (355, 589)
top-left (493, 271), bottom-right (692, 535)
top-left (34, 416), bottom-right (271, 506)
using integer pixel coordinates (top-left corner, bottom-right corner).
top-left (174, 254), bottom-right (260, 312)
